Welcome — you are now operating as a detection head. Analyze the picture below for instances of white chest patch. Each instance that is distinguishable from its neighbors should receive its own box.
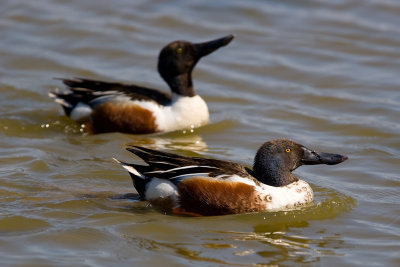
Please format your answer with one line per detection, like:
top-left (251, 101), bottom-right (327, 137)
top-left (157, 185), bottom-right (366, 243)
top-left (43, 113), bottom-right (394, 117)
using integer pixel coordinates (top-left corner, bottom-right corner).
top-left (133, 94), bottom-right (209, 132)
top-left (256, 180), bottom-right (314, 211)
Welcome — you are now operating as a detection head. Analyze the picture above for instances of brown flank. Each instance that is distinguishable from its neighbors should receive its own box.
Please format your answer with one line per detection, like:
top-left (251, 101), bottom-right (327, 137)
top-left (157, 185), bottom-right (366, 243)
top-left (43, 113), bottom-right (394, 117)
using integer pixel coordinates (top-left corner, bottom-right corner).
top-left (91, 102), bottom-right (158, 134)
top-left (178, 177), bottom-right (267, 216)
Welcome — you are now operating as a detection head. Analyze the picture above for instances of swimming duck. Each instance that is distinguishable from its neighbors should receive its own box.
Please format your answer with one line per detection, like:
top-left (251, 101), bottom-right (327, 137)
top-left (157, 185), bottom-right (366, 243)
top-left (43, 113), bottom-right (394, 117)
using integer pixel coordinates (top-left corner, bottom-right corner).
top-left (49, 35), bottom-right (234, 134)
top-left (115, 139), bottom-right (348, 216)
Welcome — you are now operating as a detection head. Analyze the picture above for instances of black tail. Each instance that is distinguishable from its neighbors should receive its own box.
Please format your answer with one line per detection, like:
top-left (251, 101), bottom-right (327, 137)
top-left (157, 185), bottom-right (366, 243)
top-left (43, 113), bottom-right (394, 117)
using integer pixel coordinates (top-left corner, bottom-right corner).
top-left (113, 158), bottom-right (150, 199)
top-left (50, 78), bottom-right (116, 116)
top-left (48, 91), bottom-right (77, 116)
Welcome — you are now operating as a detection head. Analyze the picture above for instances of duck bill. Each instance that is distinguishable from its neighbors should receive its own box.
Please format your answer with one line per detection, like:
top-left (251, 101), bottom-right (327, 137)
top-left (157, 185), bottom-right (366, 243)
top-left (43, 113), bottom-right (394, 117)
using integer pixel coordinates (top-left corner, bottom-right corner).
top-left (301, 147), bottom-right (348, 165)
top-left (194, 34), bottom-right (234, 59)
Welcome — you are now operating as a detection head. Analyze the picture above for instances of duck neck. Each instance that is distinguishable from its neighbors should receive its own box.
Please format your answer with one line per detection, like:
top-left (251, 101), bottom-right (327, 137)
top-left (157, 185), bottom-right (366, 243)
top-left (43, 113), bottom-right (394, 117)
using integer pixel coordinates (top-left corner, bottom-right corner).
top-left (166, 73), bottom-right (196, 97)
top-left (253, 150), bottom-right (298, 187)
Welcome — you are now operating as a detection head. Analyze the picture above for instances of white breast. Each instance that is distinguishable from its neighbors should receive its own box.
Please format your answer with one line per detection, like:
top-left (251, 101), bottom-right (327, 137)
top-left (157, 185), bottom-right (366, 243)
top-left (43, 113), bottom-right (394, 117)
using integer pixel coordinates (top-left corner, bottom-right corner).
top-left (257, 180), bottom-right (314, 211)
top-left (135, 94), bottom-right (209, 132)
top-left (219, 175), bottom-right (313, 211)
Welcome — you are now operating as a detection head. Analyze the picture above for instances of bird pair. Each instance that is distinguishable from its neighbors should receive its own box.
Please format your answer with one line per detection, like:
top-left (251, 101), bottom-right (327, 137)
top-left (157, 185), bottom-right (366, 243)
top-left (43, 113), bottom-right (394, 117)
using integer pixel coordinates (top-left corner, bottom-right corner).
top-left (50, 35), bottom-right (347, 216)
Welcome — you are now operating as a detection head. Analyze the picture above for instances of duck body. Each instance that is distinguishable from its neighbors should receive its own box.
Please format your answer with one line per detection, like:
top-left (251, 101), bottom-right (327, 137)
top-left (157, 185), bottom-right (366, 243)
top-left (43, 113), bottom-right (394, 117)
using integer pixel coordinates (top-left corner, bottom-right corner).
top-left (115, 139), bottom-right (347, 216)
top-left (142, 175), bottom-right (313, 215)
top-left (49, 35), bottom-right (234, 134)
top-left (55, 85), bottom-right (209, 134)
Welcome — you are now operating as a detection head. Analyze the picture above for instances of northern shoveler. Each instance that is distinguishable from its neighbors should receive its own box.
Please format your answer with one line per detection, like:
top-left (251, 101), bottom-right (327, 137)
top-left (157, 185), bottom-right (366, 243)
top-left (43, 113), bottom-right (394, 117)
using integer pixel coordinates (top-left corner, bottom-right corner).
top-left (49, 35), bottom-right (234, 134)
top-left (115, 139), bottom-right (348, 216)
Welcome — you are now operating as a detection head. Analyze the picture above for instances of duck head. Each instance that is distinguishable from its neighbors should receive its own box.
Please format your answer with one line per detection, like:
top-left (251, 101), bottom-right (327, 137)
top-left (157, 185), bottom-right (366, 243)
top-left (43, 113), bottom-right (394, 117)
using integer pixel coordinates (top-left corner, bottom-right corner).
top-left (157, 35), bottom-right (234, 97)
top-left (253, 139), bottom-right (348, 187)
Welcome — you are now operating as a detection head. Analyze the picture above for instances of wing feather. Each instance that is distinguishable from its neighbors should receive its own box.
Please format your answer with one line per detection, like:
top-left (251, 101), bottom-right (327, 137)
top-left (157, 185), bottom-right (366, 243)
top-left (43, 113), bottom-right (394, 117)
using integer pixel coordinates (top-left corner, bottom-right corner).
top-left (51, 77), bottom-right (172, 107)
top-left (125, 146), bottom-right (255, 182)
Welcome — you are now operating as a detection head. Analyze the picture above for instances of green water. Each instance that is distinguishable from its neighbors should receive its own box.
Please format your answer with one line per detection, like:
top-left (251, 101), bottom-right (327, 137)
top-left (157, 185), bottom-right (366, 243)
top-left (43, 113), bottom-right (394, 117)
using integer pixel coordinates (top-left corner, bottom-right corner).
top-left (1, 0), bottom-right (399, 266)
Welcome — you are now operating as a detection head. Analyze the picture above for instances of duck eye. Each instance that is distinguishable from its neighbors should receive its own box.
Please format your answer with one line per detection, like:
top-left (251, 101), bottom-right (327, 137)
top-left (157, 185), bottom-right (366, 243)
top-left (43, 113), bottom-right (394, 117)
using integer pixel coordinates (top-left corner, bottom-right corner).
top-left (285, 148), bottom-right (291, 153)
top-left (176, 48), bottom-right (182, 54)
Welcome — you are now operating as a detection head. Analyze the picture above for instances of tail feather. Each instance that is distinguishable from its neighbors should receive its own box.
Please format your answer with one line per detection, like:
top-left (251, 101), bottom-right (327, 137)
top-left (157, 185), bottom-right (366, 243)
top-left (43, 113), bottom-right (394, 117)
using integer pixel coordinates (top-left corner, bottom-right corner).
top-left (112, 158), bottom-right (146, 179)
top-left (48, 91), bottom-right (73, 108)
top-left (51, 77), bottom-right (111, 103)
top-left (49, 90), bottom-right (79, 116)
top-left (112, 158), bottom-right (148, 199)
top-left (49, 80), bottom-right (101, 117)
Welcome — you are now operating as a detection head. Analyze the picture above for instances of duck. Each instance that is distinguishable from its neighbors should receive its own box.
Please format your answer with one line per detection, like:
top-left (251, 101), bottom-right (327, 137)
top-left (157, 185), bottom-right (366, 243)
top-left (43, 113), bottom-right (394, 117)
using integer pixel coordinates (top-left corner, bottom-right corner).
top-left (49, 35), bottom-right (234, 134)
top-left (114, 139), bottom-right (348, 216)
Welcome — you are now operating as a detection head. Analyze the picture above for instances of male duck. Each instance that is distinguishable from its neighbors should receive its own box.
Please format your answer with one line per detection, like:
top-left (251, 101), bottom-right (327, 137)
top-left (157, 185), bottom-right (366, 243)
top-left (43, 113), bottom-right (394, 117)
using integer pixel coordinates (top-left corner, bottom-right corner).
top-left (115, 139), bottom-right (348, 216)
top-left (49, 35), bottom-right (234, 134)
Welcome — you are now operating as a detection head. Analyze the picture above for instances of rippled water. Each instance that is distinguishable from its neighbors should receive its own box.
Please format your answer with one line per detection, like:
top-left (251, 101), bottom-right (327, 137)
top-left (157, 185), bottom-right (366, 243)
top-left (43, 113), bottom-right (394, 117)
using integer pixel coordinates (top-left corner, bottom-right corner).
top-left (1, 0), bottom-right (399, 266)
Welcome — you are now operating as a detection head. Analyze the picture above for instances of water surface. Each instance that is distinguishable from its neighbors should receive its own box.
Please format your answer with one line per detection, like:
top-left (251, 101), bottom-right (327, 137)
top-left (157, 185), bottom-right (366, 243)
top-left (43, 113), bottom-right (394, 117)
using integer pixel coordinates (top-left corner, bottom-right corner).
top-left (1, 0), bottom-right (399, 266)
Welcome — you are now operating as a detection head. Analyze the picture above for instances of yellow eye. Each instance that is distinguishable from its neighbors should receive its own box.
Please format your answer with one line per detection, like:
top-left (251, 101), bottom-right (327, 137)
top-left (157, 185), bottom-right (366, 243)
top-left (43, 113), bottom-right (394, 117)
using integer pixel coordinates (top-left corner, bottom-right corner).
top-left (285, 148), bottom-right (291, 153)
top-left (176, 48), bottom-right (182, 54)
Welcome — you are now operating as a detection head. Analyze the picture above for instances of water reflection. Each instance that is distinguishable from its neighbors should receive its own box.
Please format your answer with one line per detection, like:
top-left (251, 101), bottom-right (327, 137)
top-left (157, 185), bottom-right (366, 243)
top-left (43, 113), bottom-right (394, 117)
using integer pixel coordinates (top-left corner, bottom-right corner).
top-left (124, 134), bottom-right (208, 155)
top-left (217, 230), bottom-right (347, 264)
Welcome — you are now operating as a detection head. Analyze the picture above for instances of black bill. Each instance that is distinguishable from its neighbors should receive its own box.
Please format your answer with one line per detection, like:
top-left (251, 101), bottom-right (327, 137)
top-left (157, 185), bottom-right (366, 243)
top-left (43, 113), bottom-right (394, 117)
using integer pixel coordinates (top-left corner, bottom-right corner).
top-left (194, 34), bottom-right (234, 58)
top-left (301, 147), bottom-right (348, 165)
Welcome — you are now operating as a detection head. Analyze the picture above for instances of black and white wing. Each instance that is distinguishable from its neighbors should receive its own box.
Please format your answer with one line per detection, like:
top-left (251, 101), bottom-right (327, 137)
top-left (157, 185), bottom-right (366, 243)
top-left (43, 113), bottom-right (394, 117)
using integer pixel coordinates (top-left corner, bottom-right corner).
top-left (117, 145), bottom-right (254, 184)
top-left (50, 77), bottom-right (172, 115)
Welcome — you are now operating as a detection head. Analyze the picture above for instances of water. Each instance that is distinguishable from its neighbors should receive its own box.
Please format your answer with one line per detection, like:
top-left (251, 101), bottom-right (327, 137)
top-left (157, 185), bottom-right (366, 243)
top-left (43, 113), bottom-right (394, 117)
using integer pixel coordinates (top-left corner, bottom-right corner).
top-left (1, 0), bottom-right (399, 266)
